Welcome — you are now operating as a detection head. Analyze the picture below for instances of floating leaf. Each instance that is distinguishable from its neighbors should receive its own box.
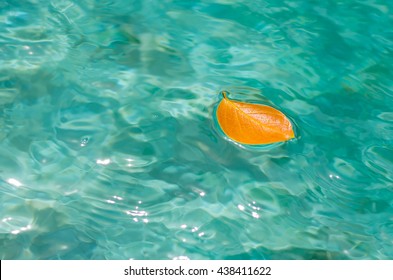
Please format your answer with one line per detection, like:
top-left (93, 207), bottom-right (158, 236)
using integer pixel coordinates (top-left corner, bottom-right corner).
top-left (216, 91), bottom-right (295, 145)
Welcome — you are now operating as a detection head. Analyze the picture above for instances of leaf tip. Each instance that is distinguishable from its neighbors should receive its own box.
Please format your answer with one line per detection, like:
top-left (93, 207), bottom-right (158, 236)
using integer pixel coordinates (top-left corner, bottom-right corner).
top-left (220, 91), bottom-right (228, 100)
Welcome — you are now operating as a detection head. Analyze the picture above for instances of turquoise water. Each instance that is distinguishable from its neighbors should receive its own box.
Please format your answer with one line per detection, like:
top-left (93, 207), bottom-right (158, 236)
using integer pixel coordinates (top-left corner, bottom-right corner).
top-left (1, 0), bottom-right (393, 260)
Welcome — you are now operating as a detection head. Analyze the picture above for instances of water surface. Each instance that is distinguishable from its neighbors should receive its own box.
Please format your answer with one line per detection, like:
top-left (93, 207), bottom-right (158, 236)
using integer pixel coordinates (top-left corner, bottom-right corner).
top-left (0, 0), bottom-right (393, 259)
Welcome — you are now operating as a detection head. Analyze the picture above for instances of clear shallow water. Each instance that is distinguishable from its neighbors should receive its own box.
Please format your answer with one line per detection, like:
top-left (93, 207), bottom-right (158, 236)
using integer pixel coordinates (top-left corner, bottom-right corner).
top-left (0, 0), bottom-right (393, 260)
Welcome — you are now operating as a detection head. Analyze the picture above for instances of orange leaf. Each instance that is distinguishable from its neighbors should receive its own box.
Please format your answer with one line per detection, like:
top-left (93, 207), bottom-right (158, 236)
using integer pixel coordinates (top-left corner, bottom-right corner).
top-left (216, 91), bottom-right (295, 145)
